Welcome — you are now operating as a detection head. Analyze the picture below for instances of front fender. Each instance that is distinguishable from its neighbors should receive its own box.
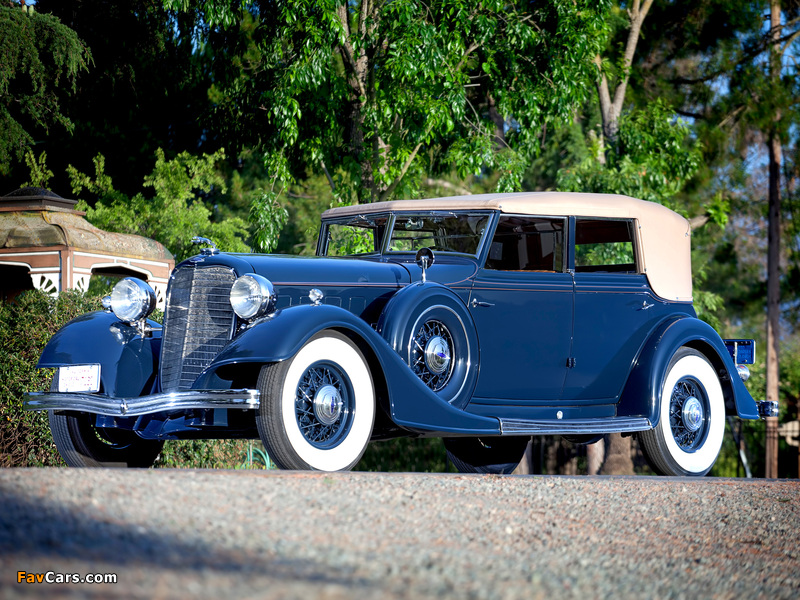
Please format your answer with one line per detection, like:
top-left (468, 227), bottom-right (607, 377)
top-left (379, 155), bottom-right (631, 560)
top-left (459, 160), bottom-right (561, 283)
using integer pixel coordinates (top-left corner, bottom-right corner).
top-left (197, 303), bottom-right (499, 435)
top-left (37, 310), bottom-right (161, 398)
top-left (618, 316), bottom-right (759, 424)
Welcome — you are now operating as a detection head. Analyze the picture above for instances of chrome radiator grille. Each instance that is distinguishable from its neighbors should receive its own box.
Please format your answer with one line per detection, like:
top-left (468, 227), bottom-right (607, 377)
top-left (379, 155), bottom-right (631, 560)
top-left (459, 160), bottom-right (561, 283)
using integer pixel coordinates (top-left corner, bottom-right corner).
top-left (160, 265), bottom-right (236, 392)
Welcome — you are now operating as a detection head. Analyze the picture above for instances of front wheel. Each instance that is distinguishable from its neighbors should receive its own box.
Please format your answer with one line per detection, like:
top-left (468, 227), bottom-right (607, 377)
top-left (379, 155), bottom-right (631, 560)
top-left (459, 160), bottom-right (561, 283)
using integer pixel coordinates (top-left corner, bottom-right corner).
top-left (639, 347), bottom-right (725, 476)
top-left (256, 331), bottom-right (375, 471)
top-left (49, 411), bottom-right (164, 468)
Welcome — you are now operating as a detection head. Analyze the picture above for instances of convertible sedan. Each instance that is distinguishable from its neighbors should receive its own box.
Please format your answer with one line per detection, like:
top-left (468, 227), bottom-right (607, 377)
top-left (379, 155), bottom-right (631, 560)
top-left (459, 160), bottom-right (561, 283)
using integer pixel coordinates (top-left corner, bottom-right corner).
top-left (25, 192), bottom-right (775, 476)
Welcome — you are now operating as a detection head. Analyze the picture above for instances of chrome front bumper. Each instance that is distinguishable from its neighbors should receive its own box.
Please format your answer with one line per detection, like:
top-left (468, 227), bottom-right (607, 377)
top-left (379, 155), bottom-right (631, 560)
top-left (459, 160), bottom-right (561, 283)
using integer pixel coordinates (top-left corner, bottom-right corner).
top-left (24, 389), bottom-right (260, 417)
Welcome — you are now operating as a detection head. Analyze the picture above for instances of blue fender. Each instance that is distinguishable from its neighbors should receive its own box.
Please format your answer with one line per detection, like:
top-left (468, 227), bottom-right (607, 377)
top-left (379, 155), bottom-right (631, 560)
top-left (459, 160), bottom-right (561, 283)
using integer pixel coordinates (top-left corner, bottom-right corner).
top-left (376, 281), bottom-right (479, 408)
top-left (618, 315), bottom-right (759, 424)
top-left (36, 310), bottom-right (161, 398)
top-left (197, 303), bottom-right (499, 435)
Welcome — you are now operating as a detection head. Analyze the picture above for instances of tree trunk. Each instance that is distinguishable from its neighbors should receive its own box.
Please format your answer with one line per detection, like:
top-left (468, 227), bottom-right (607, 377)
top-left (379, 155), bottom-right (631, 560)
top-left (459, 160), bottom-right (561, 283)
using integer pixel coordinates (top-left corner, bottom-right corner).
top-left (586, 438), bottom-right (605, 475)
top-left (765, 0), bottom-right (782, 479)
top-left (600, 433), bottom-right (634, 475)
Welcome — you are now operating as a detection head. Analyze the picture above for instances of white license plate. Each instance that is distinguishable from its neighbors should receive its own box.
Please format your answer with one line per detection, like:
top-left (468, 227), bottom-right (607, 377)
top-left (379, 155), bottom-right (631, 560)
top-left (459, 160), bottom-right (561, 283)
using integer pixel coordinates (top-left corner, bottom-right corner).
top-left (58, 365), bottom-right (100, 393)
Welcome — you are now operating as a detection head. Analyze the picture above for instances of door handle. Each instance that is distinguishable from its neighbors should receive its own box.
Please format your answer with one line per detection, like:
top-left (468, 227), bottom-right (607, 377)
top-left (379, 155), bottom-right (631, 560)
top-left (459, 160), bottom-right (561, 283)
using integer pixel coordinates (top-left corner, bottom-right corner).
top-left (471, 298), bottom-right (495, 308)
top-left (640, 300), bottom-right (654, 311)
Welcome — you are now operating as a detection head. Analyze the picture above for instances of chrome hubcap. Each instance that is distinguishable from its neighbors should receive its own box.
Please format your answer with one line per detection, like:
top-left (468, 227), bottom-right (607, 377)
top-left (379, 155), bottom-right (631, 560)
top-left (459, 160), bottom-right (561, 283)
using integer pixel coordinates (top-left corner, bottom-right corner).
top-left (424, 335), bottom-right (451, 375)
top-left (681, 396), bottom-right (704, 432)
top-left (313, 384), bottom-right (343, 426)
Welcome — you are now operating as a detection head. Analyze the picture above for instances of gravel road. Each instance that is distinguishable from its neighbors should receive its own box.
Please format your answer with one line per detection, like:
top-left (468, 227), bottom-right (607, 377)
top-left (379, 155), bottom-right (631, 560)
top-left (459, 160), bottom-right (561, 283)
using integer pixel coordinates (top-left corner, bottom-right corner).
top-left (0, 469), bottom-right (797, 599)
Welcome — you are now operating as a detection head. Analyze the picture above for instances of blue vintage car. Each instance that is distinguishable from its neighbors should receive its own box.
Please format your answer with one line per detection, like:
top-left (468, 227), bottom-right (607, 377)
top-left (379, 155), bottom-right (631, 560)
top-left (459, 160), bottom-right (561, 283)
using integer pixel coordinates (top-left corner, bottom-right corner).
top-left (25, 192), bottom-right (775, 475)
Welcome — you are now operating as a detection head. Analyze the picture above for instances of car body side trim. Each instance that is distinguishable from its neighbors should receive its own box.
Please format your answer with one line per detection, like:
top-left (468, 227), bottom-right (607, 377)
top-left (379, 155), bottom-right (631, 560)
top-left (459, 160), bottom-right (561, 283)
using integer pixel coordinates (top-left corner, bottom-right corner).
top-left (499, 416), bottom-right (651, 435)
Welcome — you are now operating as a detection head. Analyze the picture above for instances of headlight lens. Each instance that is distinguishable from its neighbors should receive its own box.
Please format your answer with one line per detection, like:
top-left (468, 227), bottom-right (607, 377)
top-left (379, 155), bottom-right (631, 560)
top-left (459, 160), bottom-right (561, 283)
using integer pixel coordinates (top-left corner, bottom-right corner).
top-left (230, 274), bottom-right (275, 320)
top-left (110, 278), bottom-right (156, 323)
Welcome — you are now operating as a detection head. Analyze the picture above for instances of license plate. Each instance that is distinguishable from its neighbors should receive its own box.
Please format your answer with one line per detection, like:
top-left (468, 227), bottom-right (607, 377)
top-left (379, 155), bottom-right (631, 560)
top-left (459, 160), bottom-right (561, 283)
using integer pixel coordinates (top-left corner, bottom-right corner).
top-left (58, 365), bottom-right (101, 393)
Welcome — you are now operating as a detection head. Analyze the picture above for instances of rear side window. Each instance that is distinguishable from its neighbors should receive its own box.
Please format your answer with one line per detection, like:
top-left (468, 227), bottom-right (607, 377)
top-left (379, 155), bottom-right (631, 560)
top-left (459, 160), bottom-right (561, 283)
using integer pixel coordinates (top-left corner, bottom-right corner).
top-left (574, 219), bottom-right (637, 273)
top-left (485, 216), bottom-right (565, 272)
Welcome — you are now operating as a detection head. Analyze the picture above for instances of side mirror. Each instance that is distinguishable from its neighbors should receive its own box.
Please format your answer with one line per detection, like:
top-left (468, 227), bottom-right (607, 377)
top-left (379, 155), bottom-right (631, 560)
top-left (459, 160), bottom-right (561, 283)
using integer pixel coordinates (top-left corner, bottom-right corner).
top-left (415, 247), bottom-right (435, 283)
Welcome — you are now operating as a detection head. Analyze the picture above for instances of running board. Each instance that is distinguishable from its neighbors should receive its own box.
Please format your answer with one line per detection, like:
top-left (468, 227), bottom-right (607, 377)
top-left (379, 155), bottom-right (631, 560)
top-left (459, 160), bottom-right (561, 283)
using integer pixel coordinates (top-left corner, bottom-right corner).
top-left (499, 416), bottom-right (652, 436)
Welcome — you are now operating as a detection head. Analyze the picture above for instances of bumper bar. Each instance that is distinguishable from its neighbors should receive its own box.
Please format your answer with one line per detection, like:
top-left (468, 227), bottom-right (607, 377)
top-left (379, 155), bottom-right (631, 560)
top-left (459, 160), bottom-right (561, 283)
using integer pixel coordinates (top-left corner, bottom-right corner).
top-left (24, 389), bottom-right (260, 417)
top-left (758, 400), bottom-right (779, 419)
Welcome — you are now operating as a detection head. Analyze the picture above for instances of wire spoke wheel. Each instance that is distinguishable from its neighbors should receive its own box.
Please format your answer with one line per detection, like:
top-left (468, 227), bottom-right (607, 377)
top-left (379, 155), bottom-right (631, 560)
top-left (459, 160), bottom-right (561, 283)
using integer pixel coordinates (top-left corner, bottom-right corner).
top-left (639, 347), bottom-right (725, 476)
top-left (256, 331), bottom-right (375, 471)
top-left (411, 319), bottom-right (455, 392)
top-left (294, 362), bottom-right (354, 449)
top-left (668, 377), bottom-right (709, 452)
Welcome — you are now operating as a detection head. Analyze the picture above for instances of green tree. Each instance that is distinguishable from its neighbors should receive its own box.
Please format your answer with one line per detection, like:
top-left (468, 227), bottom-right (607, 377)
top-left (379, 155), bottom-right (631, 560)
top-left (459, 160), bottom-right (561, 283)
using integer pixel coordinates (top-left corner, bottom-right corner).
top-left (551, 1), bottom-right (709, 476)
top-left (165, 0), bottom-right (611, 242)
top-left (0, 5), bottom-right (91, 176)
top-left (24, 0), bottom-right (214, 196)
top-left (627, 0), bottom-right (800, 477)
top-left (68, 149), bottom-right (258, 260)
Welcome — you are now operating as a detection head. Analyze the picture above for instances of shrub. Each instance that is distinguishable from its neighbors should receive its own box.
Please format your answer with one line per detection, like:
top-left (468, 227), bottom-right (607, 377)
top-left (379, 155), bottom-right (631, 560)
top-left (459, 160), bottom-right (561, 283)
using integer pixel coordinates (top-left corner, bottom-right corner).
top-left (0, 289), bottom-right (102, 466)
top-left (0, 290), bottom-right (273, 469)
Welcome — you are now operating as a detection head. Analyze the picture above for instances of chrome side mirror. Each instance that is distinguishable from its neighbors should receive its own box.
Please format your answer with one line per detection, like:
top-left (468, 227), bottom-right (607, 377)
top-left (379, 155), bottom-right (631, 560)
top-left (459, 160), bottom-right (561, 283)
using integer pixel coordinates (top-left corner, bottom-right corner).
top-left (415, 247), bottom-right (435, 283)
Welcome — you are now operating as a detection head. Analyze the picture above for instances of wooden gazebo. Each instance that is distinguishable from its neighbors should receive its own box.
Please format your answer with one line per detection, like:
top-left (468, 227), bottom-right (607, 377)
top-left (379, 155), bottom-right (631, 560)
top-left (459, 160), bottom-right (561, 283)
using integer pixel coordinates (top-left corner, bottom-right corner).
top-left (0, 187), bottom-right (174, 305)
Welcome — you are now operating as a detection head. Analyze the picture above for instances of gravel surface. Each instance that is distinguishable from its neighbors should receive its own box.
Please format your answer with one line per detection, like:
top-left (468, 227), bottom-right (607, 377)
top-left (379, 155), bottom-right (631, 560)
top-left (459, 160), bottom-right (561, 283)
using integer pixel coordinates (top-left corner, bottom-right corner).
top-left (0, 469), bottom-right (798, 599)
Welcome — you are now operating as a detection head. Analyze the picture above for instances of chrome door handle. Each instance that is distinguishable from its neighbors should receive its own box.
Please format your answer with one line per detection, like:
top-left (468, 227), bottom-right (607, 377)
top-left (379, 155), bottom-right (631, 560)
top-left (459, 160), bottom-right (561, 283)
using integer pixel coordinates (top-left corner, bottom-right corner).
top-left (640, 300), bottom-right (654, 310)
top-left (471, 298), bottom-right (495, 308)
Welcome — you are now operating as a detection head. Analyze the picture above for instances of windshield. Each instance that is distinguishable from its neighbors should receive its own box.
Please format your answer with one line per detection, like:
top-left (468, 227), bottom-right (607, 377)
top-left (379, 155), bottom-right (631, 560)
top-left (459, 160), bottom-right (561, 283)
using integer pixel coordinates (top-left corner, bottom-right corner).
top-left (321, 215), bottom-right (389, 256)
top-left (387, 213), bottom-right (490, 256)
top-left (320, 212), bottom-right (490, 257)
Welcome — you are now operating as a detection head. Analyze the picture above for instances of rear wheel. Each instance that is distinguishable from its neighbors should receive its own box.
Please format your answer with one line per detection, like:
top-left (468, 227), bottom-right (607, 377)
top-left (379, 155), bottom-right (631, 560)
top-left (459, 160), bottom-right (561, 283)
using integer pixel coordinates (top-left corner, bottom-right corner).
top-left (444, 437), bottom-right (529, 474)
top-left (639, 347), bottom-right (725, 476)
top-left (256, 331), bottom-right (375, 471)
top-left (49, 411), bottom-right (163, 468)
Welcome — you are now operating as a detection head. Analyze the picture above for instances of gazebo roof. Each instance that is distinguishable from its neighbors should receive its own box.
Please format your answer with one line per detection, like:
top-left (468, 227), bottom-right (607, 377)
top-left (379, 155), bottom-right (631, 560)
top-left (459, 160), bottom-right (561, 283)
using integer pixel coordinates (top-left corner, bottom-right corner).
top-left (0, 187), bottom-right (173, 261)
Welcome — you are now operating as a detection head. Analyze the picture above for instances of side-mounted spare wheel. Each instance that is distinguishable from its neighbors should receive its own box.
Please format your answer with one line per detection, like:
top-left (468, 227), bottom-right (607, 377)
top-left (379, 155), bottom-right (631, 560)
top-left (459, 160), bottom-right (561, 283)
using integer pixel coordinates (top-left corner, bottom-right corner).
top-left (639, 347), bottom-right (726, 476)
top-left (256, 330), bottom-right (375, 471)
top-left (379, 282), bottom-right (478, 409)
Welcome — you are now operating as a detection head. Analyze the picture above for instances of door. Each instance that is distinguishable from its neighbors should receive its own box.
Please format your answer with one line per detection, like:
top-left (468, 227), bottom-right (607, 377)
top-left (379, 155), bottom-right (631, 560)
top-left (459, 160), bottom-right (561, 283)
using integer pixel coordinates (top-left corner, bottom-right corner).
top-left (469, 216), bottom-right (573, 401)
top-left (561, 218), bottom-right (656, 402)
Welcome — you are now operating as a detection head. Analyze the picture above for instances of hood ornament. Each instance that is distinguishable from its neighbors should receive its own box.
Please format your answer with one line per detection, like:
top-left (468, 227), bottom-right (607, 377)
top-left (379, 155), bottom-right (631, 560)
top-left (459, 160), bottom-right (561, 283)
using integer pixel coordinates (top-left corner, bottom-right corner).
top-left (192, 236), bottom-right (219, 256)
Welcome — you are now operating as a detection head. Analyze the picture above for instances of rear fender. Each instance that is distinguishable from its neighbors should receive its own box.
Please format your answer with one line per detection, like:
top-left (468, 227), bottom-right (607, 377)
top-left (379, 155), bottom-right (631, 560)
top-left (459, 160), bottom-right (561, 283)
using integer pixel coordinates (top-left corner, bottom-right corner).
top-left (618, 316), bottom-right (759, 424)
top-left (37, 310), bottom-right (161, 398)
top-left (197, 303), bottom-right (499, 436)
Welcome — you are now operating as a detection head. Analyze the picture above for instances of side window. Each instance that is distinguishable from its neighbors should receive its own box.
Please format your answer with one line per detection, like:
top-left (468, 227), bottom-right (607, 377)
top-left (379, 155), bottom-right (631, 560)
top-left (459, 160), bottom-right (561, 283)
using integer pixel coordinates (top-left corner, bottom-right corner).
top-left (574, 219), bottom-right (637, 273)
top-left (484, 217), bottom-right (564, 272)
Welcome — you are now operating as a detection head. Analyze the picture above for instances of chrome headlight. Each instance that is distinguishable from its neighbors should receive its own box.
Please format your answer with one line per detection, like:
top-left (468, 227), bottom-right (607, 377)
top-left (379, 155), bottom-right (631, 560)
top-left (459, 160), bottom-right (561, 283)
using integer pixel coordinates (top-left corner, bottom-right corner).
top-left (110, 278), bottom-right (156, 324)
top-left (230, 274), bottom-right (275, 320)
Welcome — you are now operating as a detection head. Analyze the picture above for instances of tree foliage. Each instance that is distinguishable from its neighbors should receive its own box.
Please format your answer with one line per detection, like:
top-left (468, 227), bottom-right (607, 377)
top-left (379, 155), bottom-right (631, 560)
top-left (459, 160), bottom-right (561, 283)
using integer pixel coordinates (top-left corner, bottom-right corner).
top-left (165, 0), bottom-right (611, 219)
top-left (0, 6), bottom-right (91, 175)
top-left (69, 149), bottom-right (255, 260)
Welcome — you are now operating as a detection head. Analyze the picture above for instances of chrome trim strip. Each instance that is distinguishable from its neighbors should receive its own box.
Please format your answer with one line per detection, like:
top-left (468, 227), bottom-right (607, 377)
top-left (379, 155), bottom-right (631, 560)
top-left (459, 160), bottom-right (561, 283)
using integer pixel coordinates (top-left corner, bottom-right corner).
top-left (499, 416), bottom-right (652, 435)
top-left (23, 389), bottom-right (259, 417)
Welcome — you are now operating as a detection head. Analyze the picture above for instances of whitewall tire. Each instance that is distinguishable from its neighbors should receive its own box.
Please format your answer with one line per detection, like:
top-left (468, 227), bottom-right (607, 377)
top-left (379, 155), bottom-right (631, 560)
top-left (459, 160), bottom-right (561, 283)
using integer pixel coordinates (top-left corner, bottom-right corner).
top-left (256, 331), bottom-right (375, 471)
top-left (640, 347), bottom-right (725, 476)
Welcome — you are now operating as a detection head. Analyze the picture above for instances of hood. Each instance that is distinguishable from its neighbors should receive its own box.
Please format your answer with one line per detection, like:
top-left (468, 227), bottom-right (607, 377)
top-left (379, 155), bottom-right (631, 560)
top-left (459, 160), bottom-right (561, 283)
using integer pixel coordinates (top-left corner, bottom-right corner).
top-left (231, 254), bottom-right (411, 288)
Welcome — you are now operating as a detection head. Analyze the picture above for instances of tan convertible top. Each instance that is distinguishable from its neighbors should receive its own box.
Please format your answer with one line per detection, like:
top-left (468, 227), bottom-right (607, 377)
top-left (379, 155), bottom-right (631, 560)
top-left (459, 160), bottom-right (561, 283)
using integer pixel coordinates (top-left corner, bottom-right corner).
top-left (322, 192), bottom-right (692, 302)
